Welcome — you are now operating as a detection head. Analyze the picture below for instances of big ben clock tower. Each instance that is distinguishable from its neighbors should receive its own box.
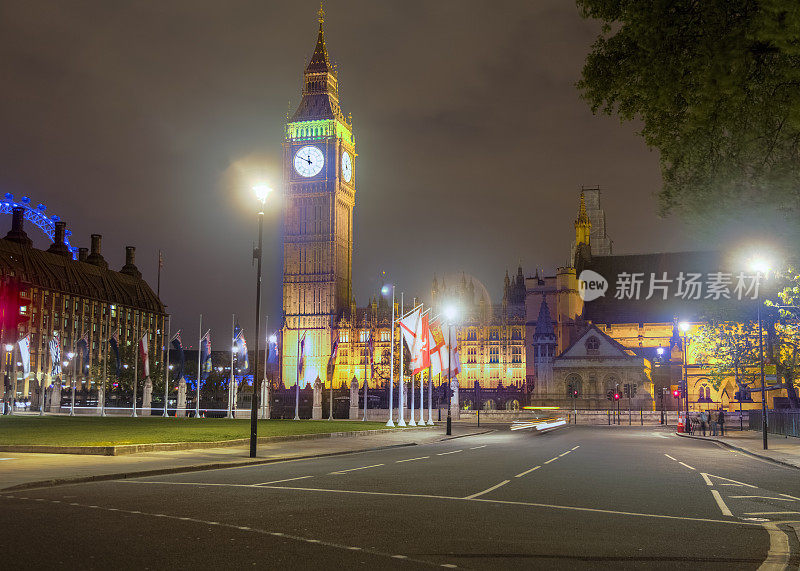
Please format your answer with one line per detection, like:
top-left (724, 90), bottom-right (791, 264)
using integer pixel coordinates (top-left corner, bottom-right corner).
top-left (281, 7), bottom-right (355, 388)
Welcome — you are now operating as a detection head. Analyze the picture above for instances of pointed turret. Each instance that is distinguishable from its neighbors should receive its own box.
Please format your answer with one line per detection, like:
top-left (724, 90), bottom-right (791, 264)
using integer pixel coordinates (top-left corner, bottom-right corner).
top-left (575, 191), bottom-right (591, 246)
top-left (291, 5), bottom-right (344, 122)
top-left (534, 296), bottom-right (555, 338)
top-left (533, 296), bottom-right (558, 384)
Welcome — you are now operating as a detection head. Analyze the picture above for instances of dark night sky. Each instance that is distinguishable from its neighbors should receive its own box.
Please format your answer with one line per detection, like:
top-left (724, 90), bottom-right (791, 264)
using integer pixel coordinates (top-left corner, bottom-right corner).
top-left (0, 0), bottom-right (695, 345)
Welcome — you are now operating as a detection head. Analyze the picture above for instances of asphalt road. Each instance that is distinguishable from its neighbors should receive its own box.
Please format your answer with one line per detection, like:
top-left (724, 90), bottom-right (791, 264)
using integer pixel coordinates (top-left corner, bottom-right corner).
top-left (3, 425), bottom-right (800, 569)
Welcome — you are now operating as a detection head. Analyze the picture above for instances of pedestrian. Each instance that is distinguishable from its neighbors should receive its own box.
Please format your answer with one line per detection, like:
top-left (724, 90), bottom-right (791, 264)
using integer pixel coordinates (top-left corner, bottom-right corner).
top-left (699, 410), bottom-right (707, 436)
top-left (710, 410), bottom-right (718, 436)
top-left (717, 409), bottom-right (725, 436)
top-left (685, 414), bottom-right (691, 434)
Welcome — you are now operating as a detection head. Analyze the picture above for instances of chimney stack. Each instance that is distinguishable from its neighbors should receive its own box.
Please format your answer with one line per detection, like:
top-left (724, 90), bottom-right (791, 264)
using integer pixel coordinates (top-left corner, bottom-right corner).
top-left (86, 234), bottom-right (108, 269)
top-left (47, 220), bottom-right (71, 257)
top-left (78, 247), bottom-right (88, 262)
top-left (3, 206), bottom-right (33, 247)
top-left (121, 246), bottom-right (142, 278)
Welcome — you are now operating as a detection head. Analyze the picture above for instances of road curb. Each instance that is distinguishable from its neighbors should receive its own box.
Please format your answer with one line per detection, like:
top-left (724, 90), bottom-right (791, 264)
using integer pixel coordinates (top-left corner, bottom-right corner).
top-left (0, 442), bottom-right (420, 492)
top-left (438, 429), bottom-right (495, 441)
top-left (676, 432), bottom-right (800, 471)
top-left (0, 426), bottom-right (436, 456)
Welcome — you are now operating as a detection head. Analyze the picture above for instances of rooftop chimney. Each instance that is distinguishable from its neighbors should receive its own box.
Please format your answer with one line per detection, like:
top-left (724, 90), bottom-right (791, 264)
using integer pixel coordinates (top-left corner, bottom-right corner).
top-left (47, 221), bottom-right (71, 257)
top-left (3, 206), bottom-right (33, 247)
top-left (121, 246), bottom-right (142, 278)
top-left (78, 247), bottom-right (88, 262)
top-left (86, 233), bottom-right (108, 269)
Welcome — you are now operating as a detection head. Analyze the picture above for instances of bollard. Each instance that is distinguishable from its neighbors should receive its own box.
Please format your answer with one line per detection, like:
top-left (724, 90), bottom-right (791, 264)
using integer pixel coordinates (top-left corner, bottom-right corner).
top-left (640, 409), bottom-right (643, 426)
top-left (608, 410), bottom-right (611, 425)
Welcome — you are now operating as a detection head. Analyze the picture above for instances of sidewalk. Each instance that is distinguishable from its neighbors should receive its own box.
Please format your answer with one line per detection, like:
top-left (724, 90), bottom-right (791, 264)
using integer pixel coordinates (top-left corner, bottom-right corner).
top-left (0, 425), bottom-right (485, 491)
top-left (677, 429), bottom-right (800, 469)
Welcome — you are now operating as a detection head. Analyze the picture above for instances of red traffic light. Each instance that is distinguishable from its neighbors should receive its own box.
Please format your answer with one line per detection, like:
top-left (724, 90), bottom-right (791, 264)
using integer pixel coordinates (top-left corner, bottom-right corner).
top-left (672, 390), bottom-right (680, 398)
top-left (613, 393), bottom-right (620, 401)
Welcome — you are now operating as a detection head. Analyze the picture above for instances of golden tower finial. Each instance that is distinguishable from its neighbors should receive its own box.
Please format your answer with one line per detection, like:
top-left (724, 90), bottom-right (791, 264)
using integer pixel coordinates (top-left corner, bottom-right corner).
top-left (318, 2), bottom-right (325, 25)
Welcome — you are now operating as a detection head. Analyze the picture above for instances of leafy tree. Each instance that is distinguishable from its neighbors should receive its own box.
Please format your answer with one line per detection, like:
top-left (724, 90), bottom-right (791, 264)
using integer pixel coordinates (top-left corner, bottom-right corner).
top-left (576, 0), bottom-right (800, 242)
top-left (694, 320), bottom-right (760, 391)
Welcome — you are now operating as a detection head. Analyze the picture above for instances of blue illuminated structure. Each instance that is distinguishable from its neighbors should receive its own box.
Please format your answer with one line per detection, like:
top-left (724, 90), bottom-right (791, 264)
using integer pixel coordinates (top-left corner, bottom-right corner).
top-left (0, 193), bottom-right (78, 259)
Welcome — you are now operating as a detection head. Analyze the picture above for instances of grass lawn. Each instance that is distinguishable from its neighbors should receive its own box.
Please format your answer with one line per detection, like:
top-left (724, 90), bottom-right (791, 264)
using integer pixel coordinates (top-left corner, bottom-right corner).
top-left (0, 416), bottom-right (394, 447)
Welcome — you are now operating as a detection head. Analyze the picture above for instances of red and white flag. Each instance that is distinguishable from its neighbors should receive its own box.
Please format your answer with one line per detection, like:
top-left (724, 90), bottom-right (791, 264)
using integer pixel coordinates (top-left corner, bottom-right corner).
top-left (399, 306), bottom-right (429, 374)
top-left (428, 318), bottom-right (459, 378)
top-left (139, 333), bottom-right (150, 378)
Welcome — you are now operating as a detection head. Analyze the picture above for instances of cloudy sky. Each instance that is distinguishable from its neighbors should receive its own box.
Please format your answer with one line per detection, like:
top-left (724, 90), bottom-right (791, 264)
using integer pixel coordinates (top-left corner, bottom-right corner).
top-left (0, 0), bottom-right (693, 343)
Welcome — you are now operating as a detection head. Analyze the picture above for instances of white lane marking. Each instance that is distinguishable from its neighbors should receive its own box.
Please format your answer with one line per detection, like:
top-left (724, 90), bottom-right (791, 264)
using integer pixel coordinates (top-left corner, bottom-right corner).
top-left (678, 462), bottom-right (696, 471)
top-left (722, 483), bottom-right (746, 487)
top-left (703, 474), bottom-right (758, 489)
top-left (396, 456), bottom-right (429, 463)
top-left (558, 451), bottom-right (571, 457)
top-left (469, 445), bottom-right (487, 450)
top-left (329, 463), bottom-right (384, 475)
top-left (543, 457), bottom-right (558, 464)
top-left (780, 493), bottom-right (800, 501)
top-left (710, 490), bottom-right (733, 517)
top-left (571, 445), bottom-right (580, 450)
top-left (729, 496), bottom-right (796, 501)
top-left (441, 565), bottom-right (458, 568)
top-left (701, 473), bottom-right (713, 486)
top-left (664, 454), bottom-right (677, 461)
top-left (436, 450), bottom-right (463, 456)
top-left (5, 489), bottom-right (765, 528)
top-left (391, 555), bottom-right (407, 559)
top-left (745, 511), bottom-right (800, 515)
top-left (464, 480), bottom-right (510, 500)
top-left (515, 466), bottom-right (541, 478)
top-left (255, 475), bottom-right (313, 486)
top-left (0, 458), bottom-right (16, 461)
top-left (759, 522), bottom-right (791, 571)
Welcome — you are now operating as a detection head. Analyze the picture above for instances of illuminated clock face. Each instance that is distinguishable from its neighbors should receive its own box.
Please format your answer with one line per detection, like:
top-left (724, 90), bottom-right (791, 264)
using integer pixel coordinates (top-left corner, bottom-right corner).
top-left (294, 145), bottom-right (324, 177)
top-left (341, 150), bottom-right (353, 183)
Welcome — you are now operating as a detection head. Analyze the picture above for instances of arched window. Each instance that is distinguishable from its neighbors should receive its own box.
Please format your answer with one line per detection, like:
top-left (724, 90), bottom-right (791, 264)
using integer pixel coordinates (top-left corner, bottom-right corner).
top-left (467, 348), bottom-right (477, 364)
top-left (586, 336), bottom-right (600, 355)
top-left (511, 346), bottom-right (521, 363)
top-left (382, 349), bottom-right (390, 363)
top-left (511, 328), bottom-right (521, 340)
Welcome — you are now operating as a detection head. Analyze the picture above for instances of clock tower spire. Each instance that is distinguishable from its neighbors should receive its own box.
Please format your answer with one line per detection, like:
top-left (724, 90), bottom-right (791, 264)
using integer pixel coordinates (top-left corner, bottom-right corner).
top-left (281, 7), bottom-right (356, 388)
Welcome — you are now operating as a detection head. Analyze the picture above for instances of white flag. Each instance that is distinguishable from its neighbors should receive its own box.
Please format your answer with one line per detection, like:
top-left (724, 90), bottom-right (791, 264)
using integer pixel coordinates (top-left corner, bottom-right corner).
top-left (139, 333), bottom-right (150, 378)
top-left (399, 307), bottom-right (426, 372)
top-left (17, 335), bottom-right (30, 376)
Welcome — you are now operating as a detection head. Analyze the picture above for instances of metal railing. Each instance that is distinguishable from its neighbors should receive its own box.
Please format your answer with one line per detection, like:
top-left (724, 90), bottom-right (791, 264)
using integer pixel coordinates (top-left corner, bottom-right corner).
top-left (749, 410), bottom-right (800, 438)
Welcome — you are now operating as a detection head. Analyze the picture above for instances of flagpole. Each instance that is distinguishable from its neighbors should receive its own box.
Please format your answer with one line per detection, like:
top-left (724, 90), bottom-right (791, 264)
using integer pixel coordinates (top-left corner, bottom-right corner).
top-left (386, 284), bottom-right (395, 427)
top-left (163, 316), bottom-right (170, 417)
top-left (398, 292), bottom-right (405, 427)
top-left (294, 331), bottom-right (300, 420)
top-left (409, 299), bottom-right (417, 426)
top-left (428, 362), bottom-right (434, 425)
top-left (262, 315), bottom-right (269, 420)
top-left (362, 313), bottom-right (368, 422)
top-left (228, 314), bottom-right (235, 419)
top-left (196, 314), bottom-right (202, 418)
top-left (329, 330), bottom-right (334, 421)
top-left (132, 314), bottom-right (138, 418)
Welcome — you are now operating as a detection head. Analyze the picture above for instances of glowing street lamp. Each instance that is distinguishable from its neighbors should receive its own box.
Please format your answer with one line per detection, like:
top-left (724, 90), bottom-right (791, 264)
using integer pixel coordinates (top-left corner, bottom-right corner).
top-left (443, 303), bottom-right (459, 436)
top-left (677, 322), bottom-right (691, 426)
top-left (382, 283), bottom-right (396, 427)
top-left (250, 183), bottom-right (272, 458)
top-left (749, 257), bottom-right (772, 450)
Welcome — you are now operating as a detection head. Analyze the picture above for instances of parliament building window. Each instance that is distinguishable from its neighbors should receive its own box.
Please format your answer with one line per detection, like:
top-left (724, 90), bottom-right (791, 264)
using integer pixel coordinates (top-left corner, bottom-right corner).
top-left (586, 336), bottom-right (600, 355)
top-left (489, 347), bottom-right (499, 363)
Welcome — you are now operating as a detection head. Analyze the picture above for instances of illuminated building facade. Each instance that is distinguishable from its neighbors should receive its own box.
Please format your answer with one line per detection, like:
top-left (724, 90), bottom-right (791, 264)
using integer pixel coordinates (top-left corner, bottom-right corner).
top-left (0, 203), bottom-right (165, 402)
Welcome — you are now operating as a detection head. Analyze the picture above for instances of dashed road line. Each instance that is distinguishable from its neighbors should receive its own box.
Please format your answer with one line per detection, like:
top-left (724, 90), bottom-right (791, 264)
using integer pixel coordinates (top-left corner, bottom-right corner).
top-left (514, 466), bottom-right (541, 478)
top-left (543, 457), bottom-right (558, 464)
top-left (678, 462), bottom-right (696, 471)
top-left (780, 493), bottom-right (800, 501)
top-left (464, 480), bottom-right (510, 500)
top-left (0, 494), bottom-right (454, 567)
top-left (558, 451), bottom-right (571, 457)
top-left (744, 511), bottom-right (800, 516)
top-left (664, 454), bottom-right (677, 461)
top-left (436, 450), bottom-right (463, 456)
top-left (329, 464), bottom-right (384, 475)
top-left (729, 496), bottom-right (796, 501)
top-left (396, 456), bottom-right (429, 463)
top-left (469, 445), bottom-right (487, 450)
top-left (710, 490), bottom-right (733, 517)
top-left (571, 446), bottom-right (580, 451)
top-left (255, 475), bottom-right (313, 486)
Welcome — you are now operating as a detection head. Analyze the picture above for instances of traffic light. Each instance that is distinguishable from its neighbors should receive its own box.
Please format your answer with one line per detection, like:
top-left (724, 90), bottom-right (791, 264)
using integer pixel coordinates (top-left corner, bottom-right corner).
top-left (606, 390), bottom-right (613, 401)
top-left (613, 392), bottom-right (621, 401)
top-left (623, 383), bottom-right (630, 398)
top-left (630, 384), bottom-right (637, 398)
top-left (673, 389), bottom-right (680, 399)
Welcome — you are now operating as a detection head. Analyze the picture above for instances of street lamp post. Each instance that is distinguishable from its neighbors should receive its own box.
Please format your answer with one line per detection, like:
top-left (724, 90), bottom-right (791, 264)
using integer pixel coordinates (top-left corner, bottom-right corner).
top-left (679, 322), bottom-right (691, 430)
top-left (249, 184), bottom-right (271, 458)
top-left (382, 284), bottom-right (395, 427)
top-left (444, 304), bottom-right (458, 436)
top-left (3, 344), bottom-right (12, 415)
top-left (750, 259), bottom-right (771, 450)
